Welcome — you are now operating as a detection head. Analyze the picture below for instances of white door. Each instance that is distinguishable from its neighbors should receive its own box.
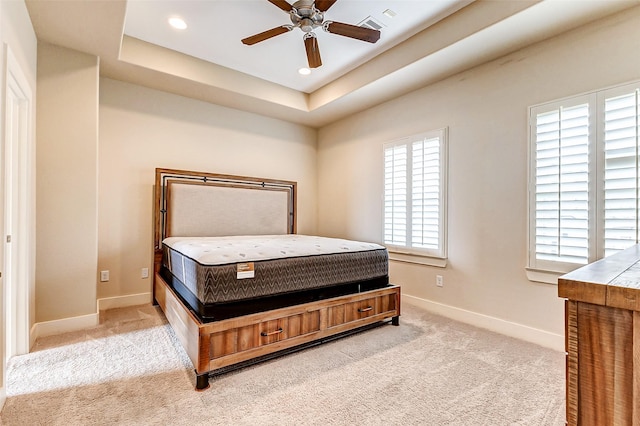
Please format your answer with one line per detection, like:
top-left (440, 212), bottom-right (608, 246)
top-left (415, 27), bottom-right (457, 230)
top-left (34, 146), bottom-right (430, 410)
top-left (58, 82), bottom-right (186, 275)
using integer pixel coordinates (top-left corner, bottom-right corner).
top-left (3, 46), bottom-right (32, 360)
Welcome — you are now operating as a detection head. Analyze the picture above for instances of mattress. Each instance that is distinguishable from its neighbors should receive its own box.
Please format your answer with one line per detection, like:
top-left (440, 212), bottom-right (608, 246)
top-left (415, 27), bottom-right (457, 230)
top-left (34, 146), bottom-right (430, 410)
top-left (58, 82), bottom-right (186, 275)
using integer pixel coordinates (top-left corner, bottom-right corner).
top-left (162, 235), bottom-right (389, 305)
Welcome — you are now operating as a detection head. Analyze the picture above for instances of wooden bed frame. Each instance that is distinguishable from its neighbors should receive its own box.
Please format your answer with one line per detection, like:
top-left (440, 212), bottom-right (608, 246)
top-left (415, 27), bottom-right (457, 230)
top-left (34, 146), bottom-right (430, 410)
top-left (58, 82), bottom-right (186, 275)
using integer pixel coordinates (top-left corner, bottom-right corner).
top-left (153, 168), bottom-right (401, 390)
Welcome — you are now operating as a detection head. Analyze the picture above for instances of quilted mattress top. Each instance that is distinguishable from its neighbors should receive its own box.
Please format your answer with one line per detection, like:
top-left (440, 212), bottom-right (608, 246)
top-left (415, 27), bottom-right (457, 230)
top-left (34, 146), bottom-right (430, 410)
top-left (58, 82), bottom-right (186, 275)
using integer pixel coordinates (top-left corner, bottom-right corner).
top-left (162, 234), bottom-right (386, 266)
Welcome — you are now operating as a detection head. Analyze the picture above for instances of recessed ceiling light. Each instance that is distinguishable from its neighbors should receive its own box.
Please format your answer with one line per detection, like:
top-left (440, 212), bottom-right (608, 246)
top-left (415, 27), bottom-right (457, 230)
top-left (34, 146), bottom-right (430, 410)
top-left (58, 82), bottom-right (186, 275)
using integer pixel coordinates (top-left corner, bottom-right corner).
top-left (169, 17), bottom-right (187, 30)
top-left (383, 9), bottom-right (397, 18)
top-left (298, 67), bottom-right (311, 76)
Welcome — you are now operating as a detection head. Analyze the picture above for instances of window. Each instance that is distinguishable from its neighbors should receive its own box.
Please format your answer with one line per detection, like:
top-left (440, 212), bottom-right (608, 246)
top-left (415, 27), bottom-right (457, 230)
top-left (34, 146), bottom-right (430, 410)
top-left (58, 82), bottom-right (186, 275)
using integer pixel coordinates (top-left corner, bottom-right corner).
top-left (384, 129), bottom-right (448, 261)
top-left (529, 82), bottom-right (640, 276)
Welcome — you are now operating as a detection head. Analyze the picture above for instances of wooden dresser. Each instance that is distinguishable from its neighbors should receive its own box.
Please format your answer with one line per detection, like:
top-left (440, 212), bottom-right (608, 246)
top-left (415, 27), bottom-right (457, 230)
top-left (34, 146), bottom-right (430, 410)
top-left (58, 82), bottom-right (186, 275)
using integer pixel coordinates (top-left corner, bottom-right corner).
top-left (558, 245), bottom-right (640, 426)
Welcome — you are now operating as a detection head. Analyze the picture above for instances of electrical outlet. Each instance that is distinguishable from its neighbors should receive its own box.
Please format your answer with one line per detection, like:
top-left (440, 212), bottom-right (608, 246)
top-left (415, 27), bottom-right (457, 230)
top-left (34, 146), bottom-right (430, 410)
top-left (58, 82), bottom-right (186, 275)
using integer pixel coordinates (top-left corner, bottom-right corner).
top-left (141, 268), bottom-right (149, 279)
top-left (100, 270), bottom-right (110, 282)
top-left (436, 275), bottom-right (443, 287)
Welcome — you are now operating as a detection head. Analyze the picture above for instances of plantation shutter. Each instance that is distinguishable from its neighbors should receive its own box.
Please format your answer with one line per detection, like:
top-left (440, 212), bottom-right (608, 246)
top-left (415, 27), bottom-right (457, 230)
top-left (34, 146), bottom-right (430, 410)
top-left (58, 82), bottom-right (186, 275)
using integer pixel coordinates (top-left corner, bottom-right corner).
top-left (603, 89), bottom-right (640, 257)
top-left (384, 144), bottom-right (407, 246)
top-left (533, 103), bottom-right (590, 265)
top-left (411, 137), bottom-right (440, 249)
top-left (528, 82), bottom-right (640, 278)
top-left (384, 129), bottom-right (447, 258)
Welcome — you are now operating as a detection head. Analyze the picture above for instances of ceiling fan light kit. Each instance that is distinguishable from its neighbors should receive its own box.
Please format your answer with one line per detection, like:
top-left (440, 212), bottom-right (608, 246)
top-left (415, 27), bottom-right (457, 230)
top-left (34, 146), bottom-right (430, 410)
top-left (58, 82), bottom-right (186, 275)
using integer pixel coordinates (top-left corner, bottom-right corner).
top-left (242, 0), bottom-right (381, 69)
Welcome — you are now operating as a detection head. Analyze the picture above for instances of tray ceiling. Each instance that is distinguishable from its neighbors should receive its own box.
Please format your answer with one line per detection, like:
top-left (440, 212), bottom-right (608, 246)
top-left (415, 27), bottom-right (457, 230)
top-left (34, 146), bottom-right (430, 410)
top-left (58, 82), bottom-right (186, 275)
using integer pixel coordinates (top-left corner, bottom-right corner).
top-left (123, 0), bottom-right (469, 93)
top-left (26, 0), bottom-right (640, 127)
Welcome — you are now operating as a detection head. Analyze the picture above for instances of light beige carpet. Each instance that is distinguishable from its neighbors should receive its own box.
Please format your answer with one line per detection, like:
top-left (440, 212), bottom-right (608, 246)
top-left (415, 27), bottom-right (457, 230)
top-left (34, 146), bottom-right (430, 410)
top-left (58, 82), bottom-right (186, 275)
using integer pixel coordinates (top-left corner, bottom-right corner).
top-left (0, 302), bottom-right (565, 425)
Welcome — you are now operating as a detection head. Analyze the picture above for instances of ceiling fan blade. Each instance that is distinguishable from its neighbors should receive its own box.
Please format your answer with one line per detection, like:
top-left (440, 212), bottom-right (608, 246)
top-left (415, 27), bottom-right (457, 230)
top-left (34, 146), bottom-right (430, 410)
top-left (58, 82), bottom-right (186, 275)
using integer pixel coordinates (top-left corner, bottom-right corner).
top-left (324, 21), bottom-right (380, 43)
top-left (314, 0), bottom-right (337, 12)
top-left (242, 26), bottom-right (292, 45)
top-left (267, 0), bottom-right (293, 12)
top-left (304, 35), bottom-right (322, 68)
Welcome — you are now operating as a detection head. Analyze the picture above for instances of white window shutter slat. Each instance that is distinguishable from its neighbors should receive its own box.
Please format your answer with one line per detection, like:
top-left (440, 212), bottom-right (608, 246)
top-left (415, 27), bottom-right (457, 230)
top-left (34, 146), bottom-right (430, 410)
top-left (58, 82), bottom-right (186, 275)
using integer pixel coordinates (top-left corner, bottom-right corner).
top-left (533, 103), bottom-right (590, 265)
top-left (384, 144), bottom-right (408, 246)
top-left (603, 89), bottom-right (640, 257)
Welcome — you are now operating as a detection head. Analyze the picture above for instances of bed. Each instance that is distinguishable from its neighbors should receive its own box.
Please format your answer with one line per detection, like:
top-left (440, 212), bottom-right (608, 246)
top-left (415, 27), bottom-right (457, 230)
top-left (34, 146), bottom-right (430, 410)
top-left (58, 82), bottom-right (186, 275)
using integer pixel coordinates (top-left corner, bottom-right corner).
top-left (153, 168), bottom-right (401, 390)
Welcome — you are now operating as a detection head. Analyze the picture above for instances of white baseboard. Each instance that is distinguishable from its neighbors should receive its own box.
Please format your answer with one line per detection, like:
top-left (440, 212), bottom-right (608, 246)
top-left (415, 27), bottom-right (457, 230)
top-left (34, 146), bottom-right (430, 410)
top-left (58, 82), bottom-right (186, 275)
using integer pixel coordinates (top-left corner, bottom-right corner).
top-left (0, 386), bottom-right (6, 412)
top-left (31, 312), bottom-right (99, 341)
top-left (28, 293), bottom-right (152, 343)
top-left (30, 325), bottom-right (36, 350)
top-left (402, 294), bottom-right (564, 352)
top-left (96, 292), bottom-right (151, 312)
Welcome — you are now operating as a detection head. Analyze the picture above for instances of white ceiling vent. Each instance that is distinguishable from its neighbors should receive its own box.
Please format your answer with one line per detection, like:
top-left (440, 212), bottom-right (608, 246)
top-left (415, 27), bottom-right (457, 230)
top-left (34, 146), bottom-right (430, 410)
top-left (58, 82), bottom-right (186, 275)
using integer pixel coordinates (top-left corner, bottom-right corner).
top-left (358, 16), bottom-right (385, 31)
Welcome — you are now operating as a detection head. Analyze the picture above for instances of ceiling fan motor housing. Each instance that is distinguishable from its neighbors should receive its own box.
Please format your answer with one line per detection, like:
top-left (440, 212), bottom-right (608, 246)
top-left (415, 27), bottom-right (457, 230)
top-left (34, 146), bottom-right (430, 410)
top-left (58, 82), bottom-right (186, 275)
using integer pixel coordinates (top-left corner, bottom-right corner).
top-left (290, 0), bottom-right (324, 33)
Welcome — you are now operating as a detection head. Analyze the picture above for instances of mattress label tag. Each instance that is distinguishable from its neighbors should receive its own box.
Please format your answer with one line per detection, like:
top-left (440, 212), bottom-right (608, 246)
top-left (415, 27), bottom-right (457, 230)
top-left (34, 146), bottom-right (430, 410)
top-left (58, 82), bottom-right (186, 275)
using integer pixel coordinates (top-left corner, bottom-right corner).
top-left (237, 262), bottom-right (255, 279)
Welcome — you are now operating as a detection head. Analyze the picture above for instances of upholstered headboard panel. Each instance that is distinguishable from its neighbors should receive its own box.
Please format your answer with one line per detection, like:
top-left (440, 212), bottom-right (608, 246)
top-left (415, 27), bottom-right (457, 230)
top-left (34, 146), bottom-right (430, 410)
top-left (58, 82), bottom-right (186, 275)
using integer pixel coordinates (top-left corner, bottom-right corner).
top-left (166, 181), bottom-right (290, 237)
top-left (154, 169), bottom-right (296, 250)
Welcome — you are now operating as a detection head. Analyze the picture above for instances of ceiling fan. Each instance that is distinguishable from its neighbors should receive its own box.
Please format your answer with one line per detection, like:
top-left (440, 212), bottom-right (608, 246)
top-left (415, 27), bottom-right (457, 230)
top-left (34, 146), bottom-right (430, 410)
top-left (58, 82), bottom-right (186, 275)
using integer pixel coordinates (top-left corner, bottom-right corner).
top-left (241, 0), bottom-right (381, 69)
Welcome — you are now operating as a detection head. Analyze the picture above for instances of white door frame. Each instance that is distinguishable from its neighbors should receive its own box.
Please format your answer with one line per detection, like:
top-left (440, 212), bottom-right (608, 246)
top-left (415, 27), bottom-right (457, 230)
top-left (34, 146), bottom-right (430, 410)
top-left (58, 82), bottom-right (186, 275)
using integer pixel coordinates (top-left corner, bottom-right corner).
top-left (3, 44), bottom-right (33, 361)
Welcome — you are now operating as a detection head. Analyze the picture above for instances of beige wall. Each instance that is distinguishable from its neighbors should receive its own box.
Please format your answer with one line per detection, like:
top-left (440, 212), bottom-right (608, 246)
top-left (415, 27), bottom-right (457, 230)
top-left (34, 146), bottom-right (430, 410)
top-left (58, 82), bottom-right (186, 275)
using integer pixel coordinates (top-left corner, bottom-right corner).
top-left (97, 78), bottom-right (317, 300)
top-left (1, 0), bottom-right (37, 405)
top-left (317, 7), bottom-right (640, 340)
top-left (36, 43), bottom-right (99, 322)
top-left (13, 0), bottom-right (640, 365)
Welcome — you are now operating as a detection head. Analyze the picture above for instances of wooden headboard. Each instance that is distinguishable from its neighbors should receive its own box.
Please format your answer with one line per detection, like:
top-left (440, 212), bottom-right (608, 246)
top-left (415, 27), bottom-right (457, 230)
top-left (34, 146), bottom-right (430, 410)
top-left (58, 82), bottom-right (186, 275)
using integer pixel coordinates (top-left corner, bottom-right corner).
top-left (154, 168), bottom-right (297, 251)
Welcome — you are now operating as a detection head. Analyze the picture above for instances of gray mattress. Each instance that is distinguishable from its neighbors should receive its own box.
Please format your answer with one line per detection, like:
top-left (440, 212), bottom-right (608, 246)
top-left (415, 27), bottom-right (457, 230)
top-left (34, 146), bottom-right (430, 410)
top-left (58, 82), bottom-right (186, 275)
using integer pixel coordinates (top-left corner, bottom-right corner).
top-left (162, 235), bottom-right (389, 304)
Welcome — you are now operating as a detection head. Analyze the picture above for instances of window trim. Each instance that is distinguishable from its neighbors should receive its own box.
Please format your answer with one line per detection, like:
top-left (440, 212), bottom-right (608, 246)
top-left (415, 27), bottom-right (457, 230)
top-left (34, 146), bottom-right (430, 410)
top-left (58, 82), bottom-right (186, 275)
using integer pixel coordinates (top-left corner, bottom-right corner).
top-left (527, 80), bottom-right (640, 281)
top-left (527, 94), bottom-right (596, 274)
top-left (383, 128), bottom-right (448, 263)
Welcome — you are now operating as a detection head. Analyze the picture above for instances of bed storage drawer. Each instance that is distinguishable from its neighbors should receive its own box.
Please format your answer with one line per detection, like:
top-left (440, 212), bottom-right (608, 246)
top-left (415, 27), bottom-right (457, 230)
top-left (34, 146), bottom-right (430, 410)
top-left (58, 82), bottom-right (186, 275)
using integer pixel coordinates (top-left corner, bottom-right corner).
top-left (327, 293), bottom-right (397, 328)
top-left (209, 310), bottom-right (322, 359)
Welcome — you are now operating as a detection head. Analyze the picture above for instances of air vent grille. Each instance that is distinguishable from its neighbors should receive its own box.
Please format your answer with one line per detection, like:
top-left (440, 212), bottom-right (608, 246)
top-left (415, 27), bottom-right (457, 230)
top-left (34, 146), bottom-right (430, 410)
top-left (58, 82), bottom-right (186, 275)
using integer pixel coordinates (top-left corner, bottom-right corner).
top-left (358, 16), bottom-right (384, 31)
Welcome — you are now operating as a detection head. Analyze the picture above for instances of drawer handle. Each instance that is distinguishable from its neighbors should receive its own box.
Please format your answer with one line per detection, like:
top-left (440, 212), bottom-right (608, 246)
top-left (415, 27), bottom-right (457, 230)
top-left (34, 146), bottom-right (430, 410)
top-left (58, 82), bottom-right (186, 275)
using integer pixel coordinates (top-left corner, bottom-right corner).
top-left (261, 328), bottom-right (283, 337)
top-left (358, 306), bottom-right (373, 313)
